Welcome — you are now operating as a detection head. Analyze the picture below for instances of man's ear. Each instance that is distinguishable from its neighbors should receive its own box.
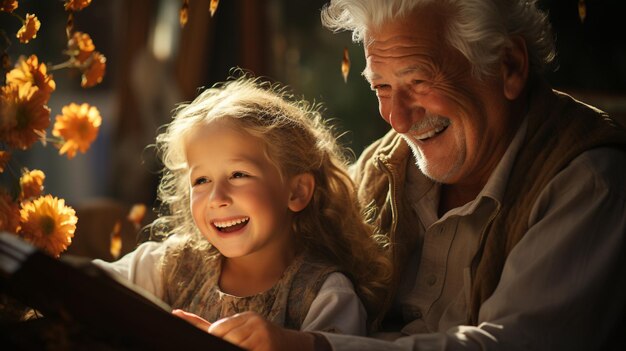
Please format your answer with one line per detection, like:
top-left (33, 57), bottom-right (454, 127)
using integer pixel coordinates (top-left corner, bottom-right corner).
top-left (287, 173), bottom-right (315, 213)
top-left (501, 35), bottom-right (529, 100)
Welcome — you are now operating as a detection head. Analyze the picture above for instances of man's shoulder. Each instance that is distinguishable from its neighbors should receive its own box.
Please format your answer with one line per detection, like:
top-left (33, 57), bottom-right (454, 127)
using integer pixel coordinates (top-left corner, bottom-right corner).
top-left (568, 147), bottom-right (626, 194)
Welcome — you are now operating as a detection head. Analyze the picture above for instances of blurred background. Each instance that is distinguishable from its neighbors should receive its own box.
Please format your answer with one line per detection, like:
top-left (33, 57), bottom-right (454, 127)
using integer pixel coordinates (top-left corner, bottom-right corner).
top-left (1, 0), bottom-right (624, 258)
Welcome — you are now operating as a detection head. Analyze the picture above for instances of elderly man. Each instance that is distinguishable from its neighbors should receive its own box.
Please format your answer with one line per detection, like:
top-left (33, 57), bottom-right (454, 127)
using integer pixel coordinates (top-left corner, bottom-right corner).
top-left (179, 1), bottom-right (626, 350)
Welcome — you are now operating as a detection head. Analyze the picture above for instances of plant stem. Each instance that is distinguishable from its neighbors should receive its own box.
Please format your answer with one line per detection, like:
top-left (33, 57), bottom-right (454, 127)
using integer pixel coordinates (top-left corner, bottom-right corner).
top-left (48, 59), bottom-right (75, 72)
top-left (11, 12), bottom-right (24, 23)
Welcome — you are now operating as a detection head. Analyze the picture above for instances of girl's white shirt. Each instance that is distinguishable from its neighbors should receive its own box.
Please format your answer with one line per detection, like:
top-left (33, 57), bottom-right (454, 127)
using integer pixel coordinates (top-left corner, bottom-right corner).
top-left (92, 237), bottom-right (367, 336)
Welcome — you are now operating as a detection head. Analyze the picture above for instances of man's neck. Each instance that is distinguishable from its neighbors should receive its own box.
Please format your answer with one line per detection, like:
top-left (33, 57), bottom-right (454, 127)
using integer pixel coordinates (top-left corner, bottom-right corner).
top-left (437, 183), bottom-right (483, 217)
top-left (436, 91), bottom-right (529, 217)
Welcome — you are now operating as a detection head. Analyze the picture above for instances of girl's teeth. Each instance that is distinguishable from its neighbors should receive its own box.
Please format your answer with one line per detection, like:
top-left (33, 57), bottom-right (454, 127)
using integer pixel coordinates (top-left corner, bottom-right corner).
top-left (214, 217), bottom-right (249, 228)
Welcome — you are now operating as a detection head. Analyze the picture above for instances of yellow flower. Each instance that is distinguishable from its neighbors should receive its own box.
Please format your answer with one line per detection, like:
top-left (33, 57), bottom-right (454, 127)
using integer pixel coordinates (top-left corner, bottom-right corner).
top-left (6, 55), bottom-right (56, 103)
top-left (68, 31), bottom-right (95, 63)
top-left (19, 168), bottom-right (45, 200)
top-left (81, 51), bottom-right (106, 88)
top-left (52, 103), bottom-right (101, 159)
top-left (16, 13), bottom-right (41, 44)
top-left (0, 84), bottom-right (50, 150)
top-left (1, 0), bottom-right (18, 13)
top-left (19, 195), bottom-right (77, 257)
top-left (64, 0), bottom-right (91, 12)
top-left (0, 191), bottom-right (20, 234)
top-left (0, 150), bottom-right (10, 173)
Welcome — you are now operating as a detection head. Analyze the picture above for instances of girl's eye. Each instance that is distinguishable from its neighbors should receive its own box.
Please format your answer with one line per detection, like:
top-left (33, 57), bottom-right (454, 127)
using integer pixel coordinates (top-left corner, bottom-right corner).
top-left (192, 177), bottom-right (209, 186)
top-left (231, 171), bottom-right (248, 179)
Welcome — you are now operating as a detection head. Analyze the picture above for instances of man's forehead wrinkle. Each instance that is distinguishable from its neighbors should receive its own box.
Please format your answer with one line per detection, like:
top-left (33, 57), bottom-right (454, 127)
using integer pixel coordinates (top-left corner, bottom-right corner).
top-left (397, 65), bottom-right (426, 77)
top-left (362, 64), bottom-right (426, 83)
top-left (366, 34), bottom-right (422, 51)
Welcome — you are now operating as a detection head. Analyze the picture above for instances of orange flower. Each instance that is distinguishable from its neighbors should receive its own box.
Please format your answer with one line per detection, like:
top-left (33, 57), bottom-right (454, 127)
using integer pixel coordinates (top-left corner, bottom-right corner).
top-left (19, 194), bottom-right (77, 257)
top-left (0, 84), bottom-right (50, 150)
top-left (110, 220), bottom-right (122, 259)
top-left (16, 13), bottom-right (41, 43)
top-left (52, 102), bottom-right (101, 159)
top-left (68, 31), bottom-right (95, 63)
top-left (127, 203), bottom-right (147, 229)
top-left (0, 191), bottom-right (20, 234)
top-left (81, 51), bottom-right (106, 88)
top-left (6, 55), bottom-right (56, 103)
top-left (0, 150), bottom-right (10, 173)
top-left (209, 0), bottom-right (219, 17)
top-left (64, 0), bottom-right (91, 12)
top-left (1, 0), bottom-right (18, 13)
top-left (19, 169), bottom-right (45, 200)
top-left (341, 47), bottom-right (350, 83)
top-left (180, 0), bottom-right (189, 28)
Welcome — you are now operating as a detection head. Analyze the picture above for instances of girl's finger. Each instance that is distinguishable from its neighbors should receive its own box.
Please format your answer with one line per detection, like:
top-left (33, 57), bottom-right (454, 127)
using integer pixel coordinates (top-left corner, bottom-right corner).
top-left (172, 309), bottom-right (212, 330)
top-left (208, 312), bottom-right (255, 339)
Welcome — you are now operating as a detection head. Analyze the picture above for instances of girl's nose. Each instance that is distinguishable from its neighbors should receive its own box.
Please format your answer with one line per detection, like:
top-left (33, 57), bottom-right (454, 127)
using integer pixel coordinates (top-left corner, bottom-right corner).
top-left (208, 183), bottom-right (232, 209)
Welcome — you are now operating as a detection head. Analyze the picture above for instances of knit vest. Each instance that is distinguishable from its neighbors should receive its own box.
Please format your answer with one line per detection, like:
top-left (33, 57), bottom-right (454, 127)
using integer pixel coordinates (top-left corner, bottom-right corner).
top-left (161, 241), bottom-right (339, 330)
top-left (468, 80), bottom-right (626, 323)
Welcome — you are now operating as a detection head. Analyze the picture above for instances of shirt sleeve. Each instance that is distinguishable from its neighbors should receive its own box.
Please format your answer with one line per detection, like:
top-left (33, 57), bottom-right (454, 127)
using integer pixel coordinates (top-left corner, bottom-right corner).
top-left (301, 272), bottom-right (367, 336)
top-left (323, 147), bottom-right (626, 350)
top-left (91, 239), bottom-right (169, 299)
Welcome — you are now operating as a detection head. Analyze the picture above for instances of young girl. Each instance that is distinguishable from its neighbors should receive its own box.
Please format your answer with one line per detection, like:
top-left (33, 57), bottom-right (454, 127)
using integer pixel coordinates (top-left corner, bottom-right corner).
top-left (93, 75), bottom-right (390, 336)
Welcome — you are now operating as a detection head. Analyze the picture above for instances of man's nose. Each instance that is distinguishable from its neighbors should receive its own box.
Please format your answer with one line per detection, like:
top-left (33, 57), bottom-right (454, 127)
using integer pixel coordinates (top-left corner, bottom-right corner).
top-left (209, 183), bottom-right (232, 209)
top-left (387, 90), bottom-right (422, 134)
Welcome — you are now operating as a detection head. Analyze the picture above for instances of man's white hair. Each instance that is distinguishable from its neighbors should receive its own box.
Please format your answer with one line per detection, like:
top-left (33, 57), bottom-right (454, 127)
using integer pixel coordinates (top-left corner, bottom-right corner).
top-left (321, 0), bottom-right (555, 78)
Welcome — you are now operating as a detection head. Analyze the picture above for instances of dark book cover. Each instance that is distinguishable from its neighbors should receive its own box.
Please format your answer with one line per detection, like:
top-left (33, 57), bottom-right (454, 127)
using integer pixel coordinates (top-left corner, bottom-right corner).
top-left (0, 232), bottom-right (243, 350)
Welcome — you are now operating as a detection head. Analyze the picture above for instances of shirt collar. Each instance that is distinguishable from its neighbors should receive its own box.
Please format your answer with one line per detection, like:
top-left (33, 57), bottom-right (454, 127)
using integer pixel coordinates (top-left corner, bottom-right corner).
top-left (410, 115), bottom-right (529, 227)
top-left (476, 115), bottom-right (528, 208)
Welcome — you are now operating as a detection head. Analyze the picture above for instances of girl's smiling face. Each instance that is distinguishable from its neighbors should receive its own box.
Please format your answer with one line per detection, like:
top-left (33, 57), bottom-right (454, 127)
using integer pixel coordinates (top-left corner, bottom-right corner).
top-left (186, 120), bottom-right (296, 261)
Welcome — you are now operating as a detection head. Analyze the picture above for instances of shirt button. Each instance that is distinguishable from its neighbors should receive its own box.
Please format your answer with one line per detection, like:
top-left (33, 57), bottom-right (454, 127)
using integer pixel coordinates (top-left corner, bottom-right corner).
top-left (413, 310), bottom-right (422, 319)
top-left (403, 306), bottom-right (423, 321)
top-left (426, 275), bottom-right (437, 286)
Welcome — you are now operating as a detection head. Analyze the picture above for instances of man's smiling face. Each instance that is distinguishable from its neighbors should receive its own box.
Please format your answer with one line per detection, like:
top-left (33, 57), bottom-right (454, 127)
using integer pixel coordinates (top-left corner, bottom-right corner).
top-left (364, 5), bottom-right (513, 186)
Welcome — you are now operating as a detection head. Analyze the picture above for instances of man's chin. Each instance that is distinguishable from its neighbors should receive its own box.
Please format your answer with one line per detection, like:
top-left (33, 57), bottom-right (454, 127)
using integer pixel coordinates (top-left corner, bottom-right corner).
top-left (412, 153), bottom-right (457, 184)
top-left (407, 140), bottom-right (462, 184)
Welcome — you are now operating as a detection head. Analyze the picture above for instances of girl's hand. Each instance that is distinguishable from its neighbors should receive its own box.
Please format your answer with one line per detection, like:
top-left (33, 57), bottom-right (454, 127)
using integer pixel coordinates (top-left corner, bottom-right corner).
top-left (208, 311), bottom-right (316, 351)
top-left (172, 309), bottom-right (212, 331)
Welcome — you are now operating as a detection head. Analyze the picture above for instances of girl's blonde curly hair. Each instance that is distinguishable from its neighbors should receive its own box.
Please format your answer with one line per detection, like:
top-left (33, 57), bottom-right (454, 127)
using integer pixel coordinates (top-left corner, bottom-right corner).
top-left (150, 74), bottom-right (391, 328)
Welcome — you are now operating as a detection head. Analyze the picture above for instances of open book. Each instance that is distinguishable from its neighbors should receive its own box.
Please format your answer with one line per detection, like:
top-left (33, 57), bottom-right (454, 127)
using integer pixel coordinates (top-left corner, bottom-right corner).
top-left (0, 231), bottom-right (242, 350)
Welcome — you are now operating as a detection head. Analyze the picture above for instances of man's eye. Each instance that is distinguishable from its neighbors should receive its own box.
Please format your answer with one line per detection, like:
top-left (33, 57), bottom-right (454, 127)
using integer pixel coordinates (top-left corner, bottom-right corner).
top-left (193, 177), bottom-right (209, 186)
top-left (371, 84), bottom-right (390, 91)
top-left (372, 84), bottom-right (391, 98)
top-left (412, 80), bottom-right (424, 85)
